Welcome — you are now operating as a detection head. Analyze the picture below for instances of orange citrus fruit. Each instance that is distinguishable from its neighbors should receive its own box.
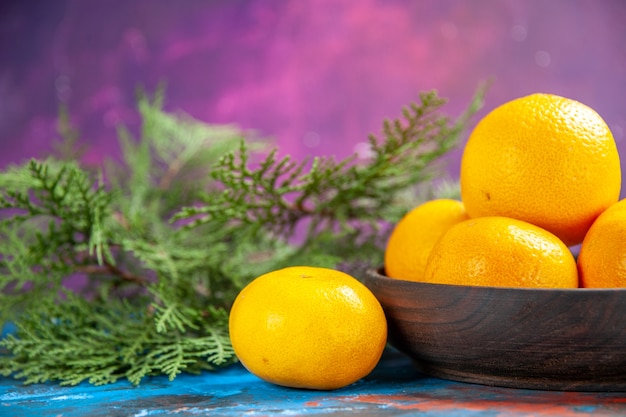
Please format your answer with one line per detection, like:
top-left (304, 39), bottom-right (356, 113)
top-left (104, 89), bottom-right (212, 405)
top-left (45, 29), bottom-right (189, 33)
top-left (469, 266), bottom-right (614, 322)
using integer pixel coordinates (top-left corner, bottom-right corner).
top-left (384, 199), bottom-right (469, 281)
top-left (578, 199), bottom-right (626, 288)
top-left (228, 266), bottom-right (387, 390)
top-left (460, 93), bottom-right (621, 246)
top-left (423, 216), bottom-right (578, 288)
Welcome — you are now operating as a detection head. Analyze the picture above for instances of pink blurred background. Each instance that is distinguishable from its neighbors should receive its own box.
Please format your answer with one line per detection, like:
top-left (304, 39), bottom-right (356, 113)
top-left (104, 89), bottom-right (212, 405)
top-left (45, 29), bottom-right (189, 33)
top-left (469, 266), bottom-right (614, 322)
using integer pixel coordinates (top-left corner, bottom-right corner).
top-left (1, 0), bottom-right (625, 194)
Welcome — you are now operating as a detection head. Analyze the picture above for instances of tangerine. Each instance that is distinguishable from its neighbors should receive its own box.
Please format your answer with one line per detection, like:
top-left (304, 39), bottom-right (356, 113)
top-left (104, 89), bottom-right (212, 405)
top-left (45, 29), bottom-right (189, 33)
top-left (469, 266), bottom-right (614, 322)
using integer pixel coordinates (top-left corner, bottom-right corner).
top-left (423, 216), bottom-right (578, 288)
top-left (578, 199), bottom-right (626, 288)
top-left (460, 93), bottom-right (621, 246)
top-left (384, 199), bottom-right (468, 281)
top-left (228, 266), bottom-right (387, 390)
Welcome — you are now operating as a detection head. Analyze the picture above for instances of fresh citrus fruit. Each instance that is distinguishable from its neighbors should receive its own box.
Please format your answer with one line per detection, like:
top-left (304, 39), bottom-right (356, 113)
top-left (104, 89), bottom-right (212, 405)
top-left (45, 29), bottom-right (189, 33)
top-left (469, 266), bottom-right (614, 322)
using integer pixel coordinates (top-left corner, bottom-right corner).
top-left (578, 199), bottom-right (626, 288)
top-left (384, 199), bottom-right (469, 281)
top-left (460, 93), bottom-right (621, 246)
top-left (423, 216), bottom-right (578, 288)
top-left (228, 266), bottom-right (387, 390)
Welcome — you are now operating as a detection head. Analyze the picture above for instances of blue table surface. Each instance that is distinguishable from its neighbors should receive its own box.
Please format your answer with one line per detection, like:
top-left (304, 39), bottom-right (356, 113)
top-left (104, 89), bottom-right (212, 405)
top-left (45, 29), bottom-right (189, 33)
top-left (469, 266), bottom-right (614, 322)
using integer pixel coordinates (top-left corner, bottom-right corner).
top-left (1, 347), bottom-right (625, 417)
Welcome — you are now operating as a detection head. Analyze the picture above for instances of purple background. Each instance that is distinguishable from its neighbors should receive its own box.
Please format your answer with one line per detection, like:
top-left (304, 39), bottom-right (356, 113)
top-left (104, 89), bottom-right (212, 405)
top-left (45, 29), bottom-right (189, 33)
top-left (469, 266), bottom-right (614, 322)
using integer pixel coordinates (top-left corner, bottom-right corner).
top-left (1, 0), bottom-right (625, 195)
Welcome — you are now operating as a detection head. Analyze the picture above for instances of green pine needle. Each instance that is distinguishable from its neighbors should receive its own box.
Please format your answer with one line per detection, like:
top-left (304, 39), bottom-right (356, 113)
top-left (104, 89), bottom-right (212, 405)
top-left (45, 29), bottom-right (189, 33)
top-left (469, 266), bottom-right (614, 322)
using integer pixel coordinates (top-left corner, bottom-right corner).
top-left (0, 84), bottom-right (486, 386)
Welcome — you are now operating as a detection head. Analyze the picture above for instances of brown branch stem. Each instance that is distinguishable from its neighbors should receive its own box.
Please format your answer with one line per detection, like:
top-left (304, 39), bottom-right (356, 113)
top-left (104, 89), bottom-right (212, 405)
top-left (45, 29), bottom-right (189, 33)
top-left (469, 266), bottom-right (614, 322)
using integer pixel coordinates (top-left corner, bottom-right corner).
top-left (159, 157), bottom-right (185, 190)
top-left (77, 261), bottom-right (149, 286)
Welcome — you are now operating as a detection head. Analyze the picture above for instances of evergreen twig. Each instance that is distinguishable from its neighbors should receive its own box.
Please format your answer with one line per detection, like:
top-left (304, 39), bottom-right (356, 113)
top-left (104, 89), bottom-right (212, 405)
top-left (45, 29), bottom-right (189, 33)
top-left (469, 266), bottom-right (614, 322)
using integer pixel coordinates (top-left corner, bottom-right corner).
top-left (0, 84), bottom-right (486, 386)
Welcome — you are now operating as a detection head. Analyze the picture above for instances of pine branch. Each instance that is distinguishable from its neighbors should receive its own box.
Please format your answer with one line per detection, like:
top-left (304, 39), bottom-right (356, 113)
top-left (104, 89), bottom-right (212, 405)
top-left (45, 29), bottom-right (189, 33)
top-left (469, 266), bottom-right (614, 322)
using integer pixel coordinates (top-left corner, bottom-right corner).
top-left (0, 292), bottom-right (233, 386)
top-left (0, 159), bottom-right (114, 264)
top-left (0, 84), bottom-right (486, 386)
top-left (175, 87), bottom-right (486, 244)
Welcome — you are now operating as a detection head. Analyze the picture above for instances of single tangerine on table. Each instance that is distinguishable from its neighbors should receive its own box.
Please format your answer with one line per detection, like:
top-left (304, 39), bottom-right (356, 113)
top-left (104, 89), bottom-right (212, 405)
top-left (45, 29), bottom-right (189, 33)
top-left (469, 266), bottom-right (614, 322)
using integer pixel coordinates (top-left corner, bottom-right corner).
top-left (228, 266), bottom-right (387, 390)
top-left (423, 216), bottom-right (579, 288)
top-left (578, 199), bottom-right (626, 288)
top-left (460, 93), bottom-right (621, 246)
top-left (384, 199), bottom-right (468, 282)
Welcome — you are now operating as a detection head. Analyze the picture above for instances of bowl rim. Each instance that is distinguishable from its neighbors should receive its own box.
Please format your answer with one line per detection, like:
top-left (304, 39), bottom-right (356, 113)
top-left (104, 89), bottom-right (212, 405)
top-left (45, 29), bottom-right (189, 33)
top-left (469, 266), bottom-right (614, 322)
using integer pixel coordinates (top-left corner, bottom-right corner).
top-left (366, 266), bottom-right (626, 294)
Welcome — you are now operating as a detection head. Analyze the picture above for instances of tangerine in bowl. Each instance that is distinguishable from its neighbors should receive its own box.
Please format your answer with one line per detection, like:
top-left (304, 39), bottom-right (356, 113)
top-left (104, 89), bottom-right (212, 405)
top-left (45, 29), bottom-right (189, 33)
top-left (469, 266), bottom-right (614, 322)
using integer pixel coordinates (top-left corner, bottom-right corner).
top-left (368, 92), bottom-right (626, 391)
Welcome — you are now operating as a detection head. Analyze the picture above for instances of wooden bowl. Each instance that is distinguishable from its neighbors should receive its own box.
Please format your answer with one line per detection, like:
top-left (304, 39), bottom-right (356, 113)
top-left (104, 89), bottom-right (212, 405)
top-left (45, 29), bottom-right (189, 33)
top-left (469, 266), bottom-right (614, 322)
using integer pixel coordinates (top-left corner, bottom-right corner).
top-left (362, 268), bottom-right (626, 391)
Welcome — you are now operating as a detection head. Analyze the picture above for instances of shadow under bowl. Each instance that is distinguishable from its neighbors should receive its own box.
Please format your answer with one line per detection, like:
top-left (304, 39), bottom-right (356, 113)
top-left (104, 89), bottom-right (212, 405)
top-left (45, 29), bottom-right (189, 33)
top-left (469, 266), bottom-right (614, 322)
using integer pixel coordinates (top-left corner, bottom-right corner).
top-left (362, 268), bottom-right (626, 391)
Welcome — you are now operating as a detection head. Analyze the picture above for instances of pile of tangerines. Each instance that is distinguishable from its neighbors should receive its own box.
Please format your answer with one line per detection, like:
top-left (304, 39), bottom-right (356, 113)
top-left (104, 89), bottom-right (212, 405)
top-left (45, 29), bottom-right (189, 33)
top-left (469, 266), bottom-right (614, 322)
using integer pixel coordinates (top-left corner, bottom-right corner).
top-left (386, 93), bottom-right (624, 289)
top-left (228, 93), bottom-right (624, 391)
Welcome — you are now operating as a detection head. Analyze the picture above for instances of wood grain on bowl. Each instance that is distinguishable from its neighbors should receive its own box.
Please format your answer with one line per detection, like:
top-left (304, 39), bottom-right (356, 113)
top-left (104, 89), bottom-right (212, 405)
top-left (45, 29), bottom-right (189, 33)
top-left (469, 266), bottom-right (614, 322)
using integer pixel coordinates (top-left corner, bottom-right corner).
top-left (363, 268), bottom-right (626, 391)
